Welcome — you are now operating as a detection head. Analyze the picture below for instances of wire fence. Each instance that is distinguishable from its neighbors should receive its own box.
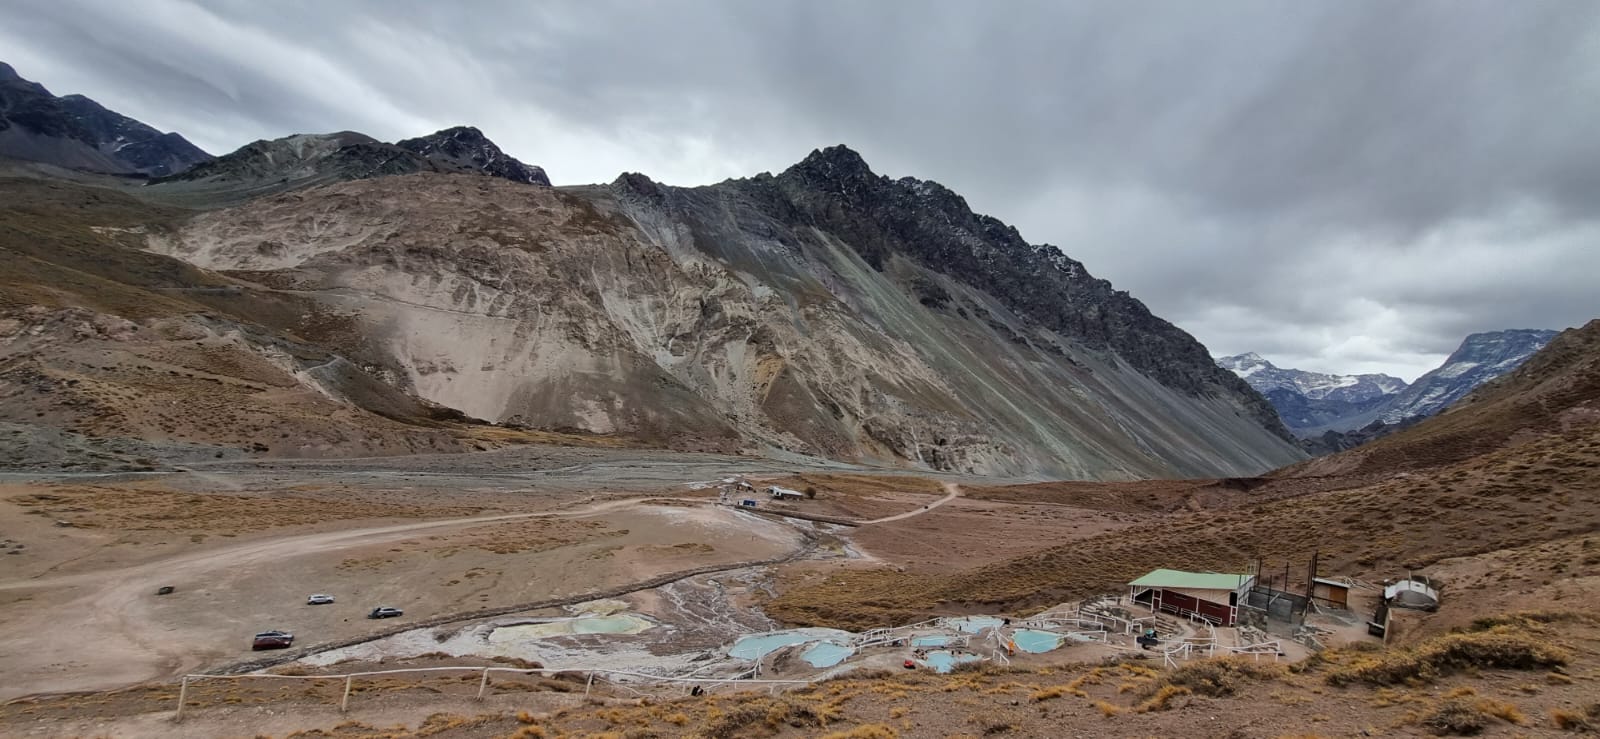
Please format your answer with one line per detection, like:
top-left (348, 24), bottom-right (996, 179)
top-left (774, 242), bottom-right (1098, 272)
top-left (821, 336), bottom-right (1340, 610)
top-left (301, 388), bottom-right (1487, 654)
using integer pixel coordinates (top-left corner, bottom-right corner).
top-left (173, 665), bottom-right (814, 721)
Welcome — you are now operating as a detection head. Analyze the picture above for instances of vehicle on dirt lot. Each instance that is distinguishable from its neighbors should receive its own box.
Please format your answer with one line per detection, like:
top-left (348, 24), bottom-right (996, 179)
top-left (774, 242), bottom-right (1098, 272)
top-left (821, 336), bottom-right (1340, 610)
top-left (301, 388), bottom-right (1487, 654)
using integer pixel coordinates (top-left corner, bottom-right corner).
top-left (156, 585), bottom-right (175, 595)
top-left (252, 630), bottom-right (294, 650)
top-left (368, 607), bottom-right (403, 619)
top-left (306, 594), bottom-right (335, 605)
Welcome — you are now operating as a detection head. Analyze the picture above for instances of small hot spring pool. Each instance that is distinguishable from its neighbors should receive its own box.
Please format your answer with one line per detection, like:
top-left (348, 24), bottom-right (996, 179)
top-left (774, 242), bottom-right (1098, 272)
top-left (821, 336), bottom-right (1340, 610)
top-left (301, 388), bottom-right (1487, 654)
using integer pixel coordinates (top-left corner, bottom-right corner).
top-left (729, 628), bottom-right (852, 662)
top-left (1011, 629), bottom-right (1064, 654)
top-left (800, 641), bottom-right (855, 668)
top-left (946, 616), bottom-right (1004, 634)
top-left (489, 614), bottom-right (654, 643)
top-left (920, 650), bottom-right (981, 674)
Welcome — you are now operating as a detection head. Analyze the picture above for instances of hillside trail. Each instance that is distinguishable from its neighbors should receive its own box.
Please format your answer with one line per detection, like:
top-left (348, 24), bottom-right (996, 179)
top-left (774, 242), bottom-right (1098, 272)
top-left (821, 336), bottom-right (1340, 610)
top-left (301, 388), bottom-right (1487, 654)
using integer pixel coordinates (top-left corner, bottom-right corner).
top-left (856, 482), bottom-right (962, 524)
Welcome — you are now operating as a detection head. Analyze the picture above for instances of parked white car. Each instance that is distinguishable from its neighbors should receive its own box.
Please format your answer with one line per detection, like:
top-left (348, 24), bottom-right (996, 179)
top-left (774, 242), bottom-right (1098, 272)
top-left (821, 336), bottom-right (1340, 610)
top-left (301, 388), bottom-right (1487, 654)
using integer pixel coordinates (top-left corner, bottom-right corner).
top-left (306, 594), bottom-right (335, 605)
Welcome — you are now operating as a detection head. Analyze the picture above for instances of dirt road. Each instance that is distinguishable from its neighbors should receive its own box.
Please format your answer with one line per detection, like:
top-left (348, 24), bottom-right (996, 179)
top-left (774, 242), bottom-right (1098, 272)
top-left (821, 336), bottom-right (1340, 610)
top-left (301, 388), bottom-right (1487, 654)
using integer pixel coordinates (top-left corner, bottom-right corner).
top-left (0, 495), bottom-right (763, 701)
top-left (856, 482), bottom-right (962, 524)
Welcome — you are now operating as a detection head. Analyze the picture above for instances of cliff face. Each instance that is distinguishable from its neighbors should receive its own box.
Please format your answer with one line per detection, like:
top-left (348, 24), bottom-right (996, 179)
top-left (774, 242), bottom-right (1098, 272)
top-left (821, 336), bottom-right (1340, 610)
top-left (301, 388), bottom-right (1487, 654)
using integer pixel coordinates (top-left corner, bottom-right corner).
top-left (146, 151), bottom-right (1303, 479)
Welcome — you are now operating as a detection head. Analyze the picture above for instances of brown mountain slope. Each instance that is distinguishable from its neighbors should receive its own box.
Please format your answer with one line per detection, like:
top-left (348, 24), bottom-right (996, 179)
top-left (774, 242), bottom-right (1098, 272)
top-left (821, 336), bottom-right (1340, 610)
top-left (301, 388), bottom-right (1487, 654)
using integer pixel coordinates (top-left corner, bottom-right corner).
top-left (137, 169), bottom-right (1301, 478)
top-left (768, 322), bottom-right (1600, 629)
top-left (0, 176), bottom-right (508, 467)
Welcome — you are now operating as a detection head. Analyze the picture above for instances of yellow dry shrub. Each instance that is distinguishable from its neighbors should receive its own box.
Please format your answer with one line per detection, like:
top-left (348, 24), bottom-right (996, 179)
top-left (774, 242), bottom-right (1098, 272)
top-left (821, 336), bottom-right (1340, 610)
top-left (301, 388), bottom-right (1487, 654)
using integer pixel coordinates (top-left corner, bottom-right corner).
top-left (1134, 685), bottom-right (1191, 713)
top-left (818, 725), bottom-right (899, 739)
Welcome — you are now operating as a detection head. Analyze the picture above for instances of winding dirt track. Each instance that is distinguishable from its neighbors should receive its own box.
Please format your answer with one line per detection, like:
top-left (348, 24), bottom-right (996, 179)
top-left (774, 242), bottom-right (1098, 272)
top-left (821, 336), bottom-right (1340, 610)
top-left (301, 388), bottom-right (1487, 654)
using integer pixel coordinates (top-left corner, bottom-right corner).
top-left (856, 482), bottom-right (962, 524)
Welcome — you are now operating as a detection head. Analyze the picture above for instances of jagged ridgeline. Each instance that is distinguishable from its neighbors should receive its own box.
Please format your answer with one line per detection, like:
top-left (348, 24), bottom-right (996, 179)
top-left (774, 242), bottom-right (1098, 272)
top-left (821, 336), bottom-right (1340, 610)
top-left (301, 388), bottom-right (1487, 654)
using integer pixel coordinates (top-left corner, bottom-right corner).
top-left (143, 143), bottom-right (1302, 478)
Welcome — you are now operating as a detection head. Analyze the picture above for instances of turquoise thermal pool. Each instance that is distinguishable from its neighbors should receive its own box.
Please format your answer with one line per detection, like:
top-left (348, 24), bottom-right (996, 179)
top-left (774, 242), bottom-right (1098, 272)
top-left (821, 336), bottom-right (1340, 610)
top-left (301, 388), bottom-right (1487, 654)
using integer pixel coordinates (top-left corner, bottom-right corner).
top-left (801, 641), bottom-right (855, 668)
top-left (920, 650), bottom-right (982, 673)
top-left (729, 629), bottom-right (851, 661)
top-left (1011, 629), bottom-right (1064, 653)
top-left (947, 616), bottom-right (1004, 634)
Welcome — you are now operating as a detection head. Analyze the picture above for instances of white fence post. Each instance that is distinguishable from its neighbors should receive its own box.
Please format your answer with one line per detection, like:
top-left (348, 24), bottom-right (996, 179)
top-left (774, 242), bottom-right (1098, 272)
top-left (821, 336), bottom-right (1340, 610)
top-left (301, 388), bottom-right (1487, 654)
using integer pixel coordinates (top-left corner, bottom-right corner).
top-left (340, 675), bottom-right (353, 712)
top-left (477, 668), bottom-right (491, 699)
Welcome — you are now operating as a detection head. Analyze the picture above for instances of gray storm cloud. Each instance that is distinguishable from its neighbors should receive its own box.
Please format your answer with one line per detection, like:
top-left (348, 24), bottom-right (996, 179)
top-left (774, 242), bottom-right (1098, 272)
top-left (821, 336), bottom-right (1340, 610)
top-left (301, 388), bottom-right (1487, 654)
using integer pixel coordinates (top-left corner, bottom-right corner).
top-left (2, 0), bottom-right (1597, 380)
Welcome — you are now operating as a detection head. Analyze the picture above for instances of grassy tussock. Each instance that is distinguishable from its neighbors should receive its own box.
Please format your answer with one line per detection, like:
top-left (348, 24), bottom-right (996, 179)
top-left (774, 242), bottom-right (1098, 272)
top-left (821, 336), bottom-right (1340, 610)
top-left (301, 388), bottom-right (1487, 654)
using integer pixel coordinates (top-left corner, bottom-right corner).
top-left (1325, 628), bottom-right (1569, 687)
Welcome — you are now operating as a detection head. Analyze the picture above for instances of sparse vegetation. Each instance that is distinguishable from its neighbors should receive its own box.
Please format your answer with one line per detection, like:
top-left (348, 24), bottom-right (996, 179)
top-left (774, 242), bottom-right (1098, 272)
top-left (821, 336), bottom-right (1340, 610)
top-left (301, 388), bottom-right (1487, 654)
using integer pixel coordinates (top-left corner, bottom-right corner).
top-left (1325, 628), bottom-right (1569, 687)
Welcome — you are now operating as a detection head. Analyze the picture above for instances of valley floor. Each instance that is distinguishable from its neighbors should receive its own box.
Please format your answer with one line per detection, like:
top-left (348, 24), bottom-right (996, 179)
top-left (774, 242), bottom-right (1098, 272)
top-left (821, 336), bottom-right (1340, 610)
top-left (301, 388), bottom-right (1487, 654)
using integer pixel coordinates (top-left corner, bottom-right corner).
top-left (0, 438), bottom-right (1597, 738)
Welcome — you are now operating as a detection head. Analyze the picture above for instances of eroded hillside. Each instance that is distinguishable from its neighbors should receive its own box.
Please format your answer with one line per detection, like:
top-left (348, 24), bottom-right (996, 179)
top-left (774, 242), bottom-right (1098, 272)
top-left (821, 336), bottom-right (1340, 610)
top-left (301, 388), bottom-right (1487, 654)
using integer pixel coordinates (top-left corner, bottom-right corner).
top-left (136, 153), bottom-right (1301, 478)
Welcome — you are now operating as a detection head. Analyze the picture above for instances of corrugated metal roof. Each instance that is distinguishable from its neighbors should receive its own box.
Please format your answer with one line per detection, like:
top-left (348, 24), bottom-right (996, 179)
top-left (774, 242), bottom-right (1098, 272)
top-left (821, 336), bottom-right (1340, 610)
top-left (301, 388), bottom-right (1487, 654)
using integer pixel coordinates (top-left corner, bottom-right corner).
top-left (1128, 569), bottom-right (1251, 591)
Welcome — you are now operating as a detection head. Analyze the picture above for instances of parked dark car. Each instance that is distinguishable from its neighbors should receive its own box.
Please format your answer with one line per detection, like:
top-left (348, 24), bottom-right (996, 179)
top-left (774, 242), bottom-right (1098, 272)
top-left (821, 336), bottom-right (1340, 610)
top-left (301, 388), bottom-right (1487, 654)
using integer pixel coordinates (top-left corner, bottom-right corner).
top-left (252, 630), bottom-right (294, 650)
top-left (367, 607), bottom-right (403, 619)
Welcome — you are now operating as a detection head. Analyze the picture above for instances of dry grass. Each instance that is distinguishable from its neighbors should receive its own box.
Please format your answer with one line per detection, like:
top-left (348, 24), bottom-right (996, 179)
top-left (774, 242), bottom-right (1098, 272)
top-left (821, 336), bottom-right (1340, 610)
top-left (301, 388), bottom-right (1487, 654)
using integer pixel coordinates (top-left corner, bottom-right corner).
top-left (11, 484), bottom-right (480, 534)
top-left (1324, 627), bottom-right (1569, 687)
top-left (769, 423), bottom-right (1600, 628)
top-left (817, 726), bottom-right (899, 739)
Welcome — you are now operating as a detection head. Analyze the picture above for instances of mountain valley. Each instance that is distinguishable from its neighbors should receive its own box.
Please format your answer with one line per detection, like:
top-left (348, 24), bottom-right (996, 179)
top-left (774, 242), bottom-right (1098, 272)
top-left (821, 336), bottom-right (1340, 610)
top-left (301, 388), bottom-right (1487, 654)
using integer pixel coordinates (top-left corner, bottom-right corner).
top-left (0, 56), bottom-right (1596, 739)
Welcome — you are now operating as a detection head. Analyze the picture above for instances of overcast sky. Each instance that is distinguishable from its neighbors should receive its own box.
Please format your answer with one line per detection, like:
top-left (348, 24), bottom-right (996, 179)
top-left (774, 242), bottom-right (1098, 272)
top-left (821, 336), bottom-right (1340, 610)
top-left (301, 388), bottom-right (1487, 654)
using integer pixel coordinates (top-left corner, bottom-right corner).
top-left (4, 0), bottom-right (1598, 381)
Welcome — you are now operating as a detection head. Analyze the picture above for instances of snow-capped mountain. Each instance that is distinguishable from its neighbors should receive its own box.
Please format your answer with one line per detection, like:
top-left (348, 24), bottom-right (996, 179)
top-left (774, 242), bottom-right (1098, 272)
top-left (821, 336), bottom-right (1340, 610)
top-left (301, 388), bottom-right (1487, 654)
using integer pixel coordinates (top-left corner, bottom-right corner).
top-left (1218, 353), bottom-right (1406, 403)
top-left (1221, 329), bottom-right (1558, 439)
top-left (1217, 353), bottom-right (1406, 435)
top-left (1376, 329), bottom-right (1558, 424)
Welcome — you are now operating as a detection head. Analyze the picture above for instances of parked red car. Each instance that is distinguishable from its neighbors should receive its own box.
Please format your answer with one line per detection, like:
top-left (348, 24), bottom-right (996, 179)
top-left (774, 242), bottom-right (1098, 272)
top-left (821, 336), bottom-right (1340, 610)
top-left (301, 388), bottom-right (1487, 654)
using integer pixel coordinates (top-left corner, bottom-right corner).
top-left (252, 630), bottom-right (294, 650)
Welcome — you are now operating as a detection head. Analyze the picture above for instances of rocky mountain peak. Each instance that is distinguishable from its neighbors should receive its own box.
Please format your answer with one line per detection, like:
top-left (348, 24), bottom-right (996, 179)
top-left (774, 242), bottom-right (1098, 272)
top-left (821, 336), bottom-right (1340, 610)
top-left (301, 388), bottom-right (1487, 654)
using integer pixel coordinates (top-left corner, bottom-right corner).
top-left (0, 60), bottom-right (210, 175)
top-left (611, 171), bottom-right (666, 202)
top-left (395, 125), bottom-right (549, 186)
top-left (780, 144), bottom-right (879, 191)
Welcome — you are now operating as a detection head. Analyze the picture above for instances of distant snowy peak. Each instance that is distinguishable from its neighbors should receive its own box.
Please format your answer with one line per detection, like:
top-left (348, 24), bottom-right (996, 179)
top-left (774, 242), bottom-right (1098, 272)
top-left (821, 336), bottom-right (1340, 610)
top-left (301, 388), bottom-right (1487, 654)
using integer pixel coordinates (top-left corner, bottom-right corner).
top-left (1220, 328), bottom-right (1558, 439)
top-left (1217, 353), bottom-right (1405, 403)
top-left (1377, 329), bottom-right (1558, 424)
top-left (1217, 353), bottom-right (1407, 436)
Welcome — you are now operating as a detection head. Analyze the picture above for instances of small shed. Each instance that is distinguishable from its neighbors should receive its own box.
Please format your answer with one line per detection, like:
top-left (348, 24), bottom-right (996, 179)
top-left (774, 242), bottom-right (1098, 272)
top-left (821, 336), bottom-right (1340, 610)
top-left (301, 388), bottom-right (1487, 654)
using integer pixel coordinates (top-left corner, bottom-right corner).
top-left (1384, 576), bottom-right (1440, 611)
top-left (1128, 569), bottom-right (1255, 626)
top-left (1310, 578), bottom-right (1351, 610)
top-left (767, 486), bottom-right (806, 500)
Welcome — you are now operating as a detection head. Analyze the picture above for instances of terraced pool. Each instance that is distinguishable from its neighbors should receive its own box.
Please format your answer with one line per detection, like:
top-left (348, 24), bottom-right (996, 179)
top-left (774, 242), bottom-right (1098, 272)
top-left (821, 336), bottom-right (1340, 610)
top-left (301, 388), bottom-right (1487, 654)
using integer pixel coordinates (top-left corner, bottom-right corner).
top-left (729, 628), bottom-right (852, 661)
top-left (801, 641), bottom-right (854, 668)
top-left (946, 616), bottom-right (1004, 634)
top-left (920, 650), bottom-right (981, 673)
top-left (1011, 629), bottom-right (1064, 653)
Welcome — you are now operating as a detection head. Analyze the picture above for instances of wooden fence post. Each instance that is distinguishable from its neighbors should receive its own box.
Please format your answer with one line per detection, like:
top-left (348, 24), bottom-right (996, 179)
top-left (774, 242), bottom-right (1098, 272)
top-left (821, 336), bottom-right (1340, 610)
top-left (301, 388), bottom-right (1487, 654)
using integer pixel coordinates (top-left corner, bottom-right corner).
top-left (174, 677), bottom-right (189, 722)
top-left (584, 672), bottom-right (595, 699)
top-left (341, 675), bottom-right (353, 712)
top-left (477, 668), bottom-right (491, 700)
